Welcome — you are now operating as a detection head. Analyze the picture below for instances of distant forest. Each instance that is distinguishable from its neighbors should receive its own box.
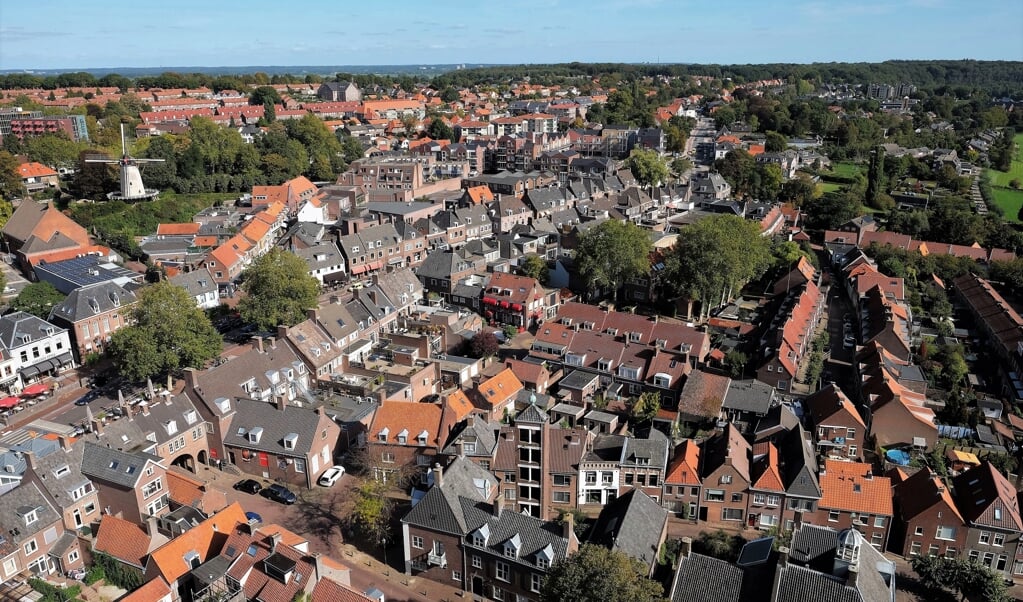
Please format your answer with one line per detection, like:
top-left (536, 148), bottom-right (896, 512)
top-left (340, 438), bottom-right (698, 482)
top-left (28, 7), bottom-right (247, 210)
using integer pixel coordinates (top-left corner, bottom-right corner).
top-left (1, 61), bottom-right (1021, 97)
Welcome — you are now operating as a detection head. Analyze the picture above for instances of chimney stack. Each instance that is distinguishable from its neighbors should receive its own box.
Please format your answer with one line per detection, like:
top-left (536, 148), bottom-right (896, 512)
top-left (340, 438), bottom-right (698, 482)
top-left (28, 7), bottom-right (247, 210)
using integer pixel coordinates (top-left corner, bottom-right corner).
top-left (312, 552), bottom-right (326, 581)
top-left (679, 536), bottom-right (692, 560)
top-left (562, 511), bottom-right (574, 541)
top-left (846, 565), bottom-right (859, 588)
top-left (494, 493), bottom-right (504, 518)
top-left (778, 546), bottom-right (790, 567)
top-left (255, 337), bottom-right (265, 353)
top-left (57, 435), bottom-right (72, 452)
top-left (433, 463), bottom-right (444, 488)
top-left (141, 402), bottom-right (150, 416)
top-left (145, 515), bottom-right (161, 537)
top-left (270, 531), bottom-right (282, 553)
top-left (277, 325), bottom-right (289, 340)
top-left (274, 394), bottom-right (287, 411)
top-left (183, 367), bottom-right (198, 392)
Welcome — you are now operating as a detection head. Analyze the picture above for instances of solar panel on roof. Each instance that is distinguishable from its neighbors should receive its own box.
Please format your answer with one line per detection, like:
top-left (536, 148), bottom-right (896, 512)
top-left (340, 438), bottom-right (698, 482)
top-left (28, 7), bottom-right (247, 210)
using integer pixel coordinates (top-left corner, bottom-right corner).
top-left (737, 536), bottom-right (774, 567)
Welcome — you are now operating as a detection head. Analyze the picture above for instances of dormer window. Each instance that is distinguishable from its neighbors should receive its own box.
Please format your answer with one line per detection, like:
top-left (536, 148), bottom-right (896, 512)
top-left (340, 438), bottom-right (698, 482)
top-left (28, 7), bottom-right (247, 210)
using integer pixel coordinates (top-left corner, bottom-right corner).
top-left (283, 433), bottom-right (298, 450)
top-left (19, 507), bottom-right (39, 526)
top-left (417, 430), bottom-right (429, 446)
top-left (164, 420), bottom-right (178, 435)
top-left (248, 427), bottom-right (263, 444)
top-left (397, 429), bottom-right (409, 445)
top-left (378, 427), bottom-right (390, 442)
top-left (184, 410), bottom-right (197, 425)
top-left (472, 524), bottom-right (490, 547)
top-left (503, 534), bottom-right (521, 558)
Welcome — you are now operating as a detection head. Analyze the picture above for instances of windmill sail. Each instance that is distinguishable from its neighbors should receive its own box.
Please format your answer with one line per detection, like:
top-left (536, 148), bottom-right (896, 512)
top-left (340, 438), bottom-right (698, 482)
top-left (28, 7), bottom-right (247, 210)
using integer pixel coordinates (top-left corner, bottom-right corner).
top-left (85, 124), bottom-right (164, 201)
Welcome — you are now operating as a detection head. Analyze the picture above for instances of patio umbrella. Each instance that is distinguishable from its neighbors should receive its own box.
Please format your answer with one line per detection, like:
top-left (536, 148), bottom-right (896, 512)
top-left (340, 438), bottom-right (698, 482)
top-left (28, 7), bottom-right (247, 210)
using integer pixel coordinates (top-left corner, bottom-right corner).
top-left (21, 383), bottom-right (50, 397)
top-left (0, 396), bottom-right (20, 409)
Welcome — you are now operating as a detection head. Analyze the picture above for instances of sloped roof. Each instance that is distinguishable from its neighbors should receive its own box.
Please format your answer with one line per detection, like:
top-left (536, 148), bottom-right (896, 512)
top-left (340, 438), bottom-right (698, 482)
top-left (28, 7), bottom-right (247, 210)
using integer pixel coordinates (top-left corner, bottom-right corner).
top-left (589, 489), bottom-right (668, 568)
top-left (750, 442), bottom-right (785, 492)
top-left (701, 424), bottom-right (750, 482)
top-left (147, 502), bottom-right (247, 585)
top-left (670, 552), bottom-right (743, 602)
top-left (677, 369), bottom-right (730, 421)
top-left (95, 515), bottom-right (151, 568)
top-left (894, 466), bottom-right (963, 525)
top-left (665, 439), bottom-right (702, 486)
top-left (818, 460), bottom-right (892, 516)
top-left (951, 461), bottom-right (1023, 530)
top-left (369, 401), bottom-right (443, 447)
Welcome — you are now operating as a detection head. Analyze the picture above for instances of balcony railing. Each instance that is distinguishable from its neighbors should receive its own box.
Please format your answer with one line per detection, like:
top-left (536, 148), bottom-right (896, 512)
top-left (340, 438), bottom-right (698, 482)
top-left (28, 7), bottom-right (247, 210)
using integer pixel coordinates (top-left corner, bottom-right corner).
top-left (428, 551), bottom-right (447, 567)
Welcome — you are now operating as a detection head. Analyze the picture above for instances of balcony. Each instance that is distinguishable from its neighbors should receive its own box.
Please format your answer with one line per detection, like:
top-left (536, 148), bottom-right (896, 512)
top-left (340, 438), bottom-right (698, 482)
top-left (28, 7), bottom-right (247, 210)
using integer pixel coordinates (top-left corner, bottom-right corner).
top-left (428, 551), bottom-right (447, 567)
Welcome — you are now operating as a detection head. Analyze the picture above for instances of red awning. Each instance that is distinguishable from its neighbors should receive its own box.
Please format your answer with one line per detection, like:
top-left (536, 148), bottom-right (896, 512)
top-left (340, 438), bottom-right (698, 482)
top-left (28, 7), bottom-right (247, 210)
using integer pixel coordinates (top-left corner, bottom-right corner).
top-left (350, 263), bottom-right (368, 275)
top-left (21, 383), bottom-right (50, 397)
top-left (511, 303), bottom-right (523, 311)
top-left (0, 396), bottom-right (19, 409)
top-left (483, 297), bottom-right (497, 305)
top-left (499, 301), bottom-right (510, 309)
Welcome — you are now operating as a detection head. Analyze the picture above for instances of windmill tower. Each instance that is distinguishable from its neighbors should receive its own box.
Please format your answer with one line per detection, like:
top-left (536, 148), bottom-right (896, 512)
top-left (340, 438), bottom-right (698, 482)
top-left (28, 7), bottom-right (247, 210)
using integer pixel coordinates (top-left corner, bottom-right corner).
top-left (85, 124), bottom-right (163, 201)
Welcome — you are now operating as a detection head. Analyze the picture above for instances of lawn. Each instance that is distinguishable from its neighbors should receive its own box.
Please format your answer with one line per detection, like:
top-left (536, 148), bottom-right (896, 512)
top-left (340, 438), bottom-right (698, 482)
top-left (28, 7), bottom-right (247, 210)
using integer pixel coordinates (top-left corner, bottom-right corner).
top-left (991, 187), bottom-right (1023, 223)
top-left (820, 182), bottom-right (842, 194)
top-left (987, 132), bottom-right (1023, 188)
top-left (829, 161), bottom-right (862, 178)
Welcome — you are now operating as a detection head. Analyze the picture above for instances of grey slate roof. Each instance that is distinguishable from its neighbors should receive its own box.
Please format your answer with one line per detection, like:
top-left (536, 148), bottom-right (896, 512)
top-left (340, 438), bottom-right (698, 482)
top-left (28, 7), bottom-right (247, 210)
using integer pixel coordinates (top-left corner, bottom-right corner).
top-left (460, 497), bottom-right (573, 569)
top-left (621, 429), bottom-right (669, 470)
top-left (671, 552), bottom-right (743, 602)
top-left (583, 434), bottom-right (626, 462)
top-left (0, 481), bottom-right (60, 550)
top-left (403, 456), bottom-right (498, 535)
top-left (0, 311), bottom-right (67, 351)
top-left (169, 267), bottom-right (218, 298)
top-left (50, 281), bottom-right (137, 323)
top-left (99, 394), bottom-right (205, 451)
top-left (774, 565), bottom-right (861, 602)
top-left (723, 380), bottom-right (776, 415)
top-left (293, 242), bottom-right (344, 273)
top-left (28, 440), bottom-right (94, 511)
top-left (589, 489), bottom-right (667, 568)
top-left (81, 442), bottom-right (161, 488)
top-left (515, 402), bottom-right (549, 425)
top-left (222, 398), bottom-right (327, 457)
top-left (779, 425), bottom-right (822, 499)
top-left (786, 525), bottom-right (895, 602)
top-left (442, 418), bottom-right (499, 458)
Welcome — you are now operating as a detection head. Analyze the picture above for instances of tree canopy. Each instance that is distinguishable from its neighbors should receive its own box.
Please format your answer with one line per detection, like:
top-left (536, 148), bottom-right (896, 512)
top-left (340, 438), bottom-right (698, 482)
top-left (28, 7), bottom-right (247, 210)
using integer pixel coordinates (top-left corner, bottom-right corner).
top-left (664, 215), bottom-right (772, 319)
top-left (624, 148), bottom-right (669, 188)
top-left (574, 220), bottom-right (652, 303)
top-left (237, 249), bottom-right (321, 331)
top-left (11, 282), bottom-right (65, 319)
top-left (107, 282), bottom-right (222, 381)
top-left (910, 554), bottom-right (1008, 602)
top-left (468, 330), bottom-right (500, 359)
top-left (541, 544), bottom-right (666, 602)
top-left (519, 254), bottom-right (549, 284)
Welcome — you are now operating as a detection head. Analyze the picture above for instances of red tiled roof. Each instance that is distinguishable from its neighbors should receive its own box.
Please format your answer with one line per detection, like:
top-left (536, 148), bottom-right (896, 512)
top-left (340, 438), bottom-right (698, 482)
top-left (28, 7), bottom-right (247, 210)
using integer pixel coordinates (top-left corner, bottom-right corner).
top-left (156, 222), bottom-right (200, 236)
top-left (118, 577), bottom-right (172, 602)
top-left (18, 162), bottom-right (58, 178)
top-left (369, 401), bottom-right (443, 447)
top-left (476, 368), bottom-right (523, 410)
top-left (750, 442), bottom-right (785, 492)
top-left (148, 503), bottom-right (247, 585)
top-left (311, 578), bottom-right (375, 602)
top-left (665, 439), bottom-right (701, 486)
top-left (94, 515), bottom-right (151, 568)
top-left (677, 369), bottom-right (730, 420)
top-left (819, 460), bottom-right (893, 516)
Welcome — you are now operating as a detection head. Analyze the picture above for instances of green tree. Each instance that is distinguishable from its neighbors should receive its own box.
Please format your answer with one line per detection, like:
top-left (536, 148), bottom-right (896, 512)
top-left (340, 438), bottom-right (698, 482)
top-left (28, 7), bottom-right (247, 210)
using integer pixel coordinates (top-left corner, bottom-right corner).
top-left (519, 254), bottom-right (548, 284)
top-left (107, 282), bottom-right (223, 381)
top-left (910, 555), bottom-right (1009, 602)
top-left (11, 282), bottom-right (65, 318)
top-left (865, 146), bottom-right (886, 209)
top-left (723, 350), bottom-right (748, 378)
top-left (426, 118), bottom-right (456, 143)
top-left (624, 148), bottom-right (669, 188)
top-left (714, 149), bottom-right (755, 196)
top-left (541, 544), bottom-right (667, 602)
top-left (664, 214), bottom-right (772, 319)
top-left (250, 86), bottom-right (281, 108)
top-left (574, 220), bottom-right (652, 303)
top-left (765, 131), bottom-right (788, 152)
top-left (336, 130), bottom-right (366, 165)
top-left (238, 248), bottom-right (321, 330)
top-left (670, 157), bottom-right (693, 179)
top-left (351, 480), bottom-right (393, 544)
top-left (629, 391), bottom-right (660, 424)
top-left (0, 150), bottom-right (25, 199)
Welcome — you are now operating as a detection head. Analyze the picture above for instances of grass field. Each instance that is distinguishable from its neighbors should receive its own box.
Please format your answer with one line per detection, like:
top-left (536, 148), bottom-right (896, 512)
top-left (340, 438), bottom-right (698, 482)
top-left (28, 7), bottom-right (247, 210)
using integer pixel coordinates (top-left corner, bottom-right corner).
top-left (829, 161), bottom-right (863, 178)
top-left (987, 132), bottom-right (1023, 188)
top-left (992, 187), bottom-right (1023, 223)
top-left (820, 182), bottom-right (843, 194)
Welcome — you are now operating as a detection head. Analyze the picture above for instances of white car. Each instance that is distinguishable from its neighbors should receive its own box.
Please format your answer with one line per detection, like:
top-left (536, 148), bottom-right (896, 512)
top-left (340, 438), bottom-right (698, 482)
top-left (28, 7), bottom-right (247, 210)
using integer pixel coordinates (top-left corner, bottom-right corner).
top-left (318, 466), bottom-right (346, 487)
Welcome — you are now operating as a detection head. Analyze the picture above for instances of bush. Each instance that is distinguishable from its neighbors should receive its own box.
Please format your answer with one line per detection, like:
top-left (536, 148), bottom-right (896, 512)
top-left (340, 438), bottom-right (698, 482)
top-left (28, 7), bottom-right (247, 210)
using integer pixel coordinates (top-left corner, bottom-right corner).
top-left (92, 551), bottom-right (143, 590)
top-left (28, 578), bottom-right (81, 602)
top-left (85, 564), bottom-right (106, 585)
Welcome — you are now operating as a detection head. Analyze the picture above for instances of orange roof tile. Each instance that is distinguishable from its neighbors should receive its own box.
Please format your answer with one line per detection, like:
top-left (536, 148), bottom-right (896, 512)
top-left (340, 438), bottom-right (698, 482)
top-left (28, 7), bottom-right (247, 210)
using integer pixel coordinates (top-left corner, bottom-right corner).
top-left (156, 222), bottom-right (201, 236)
top-left (119, 577), bottom-right (172, 602)
top-left (465, 185), bottom-right (495, 205)
top-left (665, 439), bottom-right (701, 486)
top-left (240, 217), bottom-right (271, 243)
top-left (750, 443), bottom-right (785, 492)
top-left (818, 460), bottom-right (893, 516)
top-left (95, 515), bottom-right (151, 567)
top-left (18, 162), bottom-right (58, 178)
top-left (369, 401), bottom-right (443, 447)
top-left (148, 502), bottom-right (247, 585)
top-left (476, 368), bottom-right (523, 410)
top-left (311, 577), bottom-right (375, 602)
top-left (446, 389), bottom-right (475, 420)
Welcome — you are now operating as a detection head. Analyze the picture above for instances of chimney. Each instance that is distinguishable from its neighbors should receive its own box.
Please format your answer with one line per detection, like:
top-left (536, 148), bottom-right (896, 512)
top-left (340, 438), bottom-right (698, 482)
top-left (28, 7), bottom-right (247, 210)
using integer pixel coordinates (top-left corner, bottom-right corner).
top-left (167, 374), bottom-right (174, 392)
top-left (58, 435), bottom-right (72, 451)
top-left (141, 402), bottom-right (150, 416)
top-left (255, 337), bottom-right (265, 353)
top-left (367, 290), bottom-right (378, 305)
top-left (562, 510), bottom-right (574, 541)
top-left (793, 509), bottom-right (804, 530)
top-left (433, 463), bottom-right (444, 488)
top-left (307, 308), bottom-right (319, 320)
top-left (846, 565), bottom-right (860, 588)
top-left (274, 394), bottom-right (287, 411)
top-left (679, 536), bottom-right (692, 560)
top-left (268, 336), bottom-right (277, 349)
top-left (183, 367), bottom-right (198, 392)
top-left (270, 531), bottom-right (282, 553)
top-left (145, 515), bottom-right (161, 537)
top-left (312, 552), bottom-right (326, 581)
top-left (277, 325), bottom-right (289, 340)
top-left (22, 450), bottom-right (35, 472)
top-left (494, 493), bottom-right (504, 518)
top-left (778, 545), bottom-right (790, 567)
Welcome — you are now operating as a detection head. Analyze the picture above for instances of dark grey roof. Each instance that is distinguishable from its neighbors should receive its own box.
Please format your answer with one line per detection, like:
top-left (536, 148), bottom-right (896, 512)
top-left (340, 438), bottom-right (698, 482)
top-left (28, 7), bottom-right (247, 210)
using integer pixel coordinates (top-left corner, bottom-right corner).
top-left (559, 370), bottom-right (599, 390)
top-left (789, 523), bottom-right (840, 565)
top-left (722, 380), bottom-right (776, 415)
top-left (779, 425), bottom-right (822, 499)
top-left (402, 456), bottom-right (498, 535)
top-left (222, 398), bottom-right (328, 457)
top-left (51, 530), bottom-right (78, 556)
top-left (34, 255), bottom-right (140, 294)
top-left (774, 565), bottom-right (861, 602)
top-left (24, 440), bottom-right (92, 508)
top-left (754, 404), bottom-right (801, 442)
top-left (99, 395), bottom-right (205, 450)
top-left (584, 434), bottom-right (626, 462)
top-left (671, 552), bottom-right (743, 602)
top-left (50, 281), bottom-right (137, 323)
top-left (621, 430), bottom-right (669, 470)
top-left (460, 498), bottom-right (572, 568)
top-left (0, 311), bottom-right (67, 351)
top-left (80, 442), bottom-right (160, 488)
top-left (515, 403), bottom-right (549, 425)
top-left (323, 395), bottom-right (379, 426)
top-left (589, 489), bottom-right (667, 568)
top-left (169, 268), bottom-right (218, 298)
top-left (293, 242), bottom-right (344, 272)
top-left (417, 248), bottom-right (480, 281)
top-left (0, 481), bottom-right (60, 549)
top-left (442, 417), bottom-right (500, 457)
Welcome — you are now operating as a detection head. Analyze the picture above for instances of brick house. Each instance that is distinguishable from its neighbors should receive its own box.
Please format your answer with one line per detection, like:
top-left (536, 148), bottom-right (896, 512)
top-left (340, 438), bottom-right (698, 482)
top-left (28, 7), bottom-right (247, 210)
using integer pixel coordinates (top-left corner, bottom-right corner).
top-left (662, 439), bottom-right (702, 519)
top-left (367, 399), bottom-right (464, 485)
top-left (951, 462), bottom-right (1023, 578)
top-left (0, 481), bottom-right (84, 582)
top-left (803, 383), bottom-right (867, 462)
top-left (21, 438), bottom-right (100, 533)
top-left (755, 280), bottom-right (823, 392)
top-left (810, 460), bottom-right (893, 551)
top-left (890, 466), bottom-right (966, 559)
top-left (48, 281), bottom-right (137, 361)
top-left (482, 272), bottom-right (551, 329)
top-left (80, 442), bottom-right (170, 525)
top-left (699, 424), bottom-right (751, 526)
top-left (94, 393), bottom-right (211, 474)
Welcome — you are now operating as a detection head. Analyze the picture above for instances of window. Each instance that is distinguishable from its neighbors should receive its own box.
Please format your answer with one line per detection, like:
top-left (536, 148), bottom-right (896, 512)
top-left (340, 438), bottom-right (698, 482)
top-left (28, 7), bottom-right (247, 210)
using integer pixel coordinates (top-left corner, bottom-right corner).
top-left (531, 573), bottom-right (542, 593)
top-left (705, 489), bottom-right (725, 502)
top-left (722, 508), bottom-right (743, 521)
top-left (731, 492), bottom-right (743, 503)
top-left (554, 475), bottom-right (571, 487)
top-left (936, 526), bottom-right (956, 540)
top-left (980, 531), bottom-right (991, 545)
top-left (294, 459), bottom-right (305, 473)
top-left (24, 539), bottom-right (38, 555)
top-left (382, 452), bottom-right (395, 464)
top-left (828, 510), bottom-right (840, 522)
top-left (472, 555), bottom-right (482, 569)
top-left (994, 533), bottom-right (1005, 546)
top-left (452, 570), bottom-right (461, 582)
top-left (753, 493), bottom-right (766, 505)
top-left (84, 502), bottom-right (96, 515)
top-left (848, 445), bottom-right (858, 458)
top-left (915, 526), bottom-right (925, 536)
top-left (553, 491), bottom-right (571, 503)
top-left (142, 478), bottom-right (163, 499)
top-left (584, 471), bottom-right (597, 486)
top-left (601, 472), bottom-right (613, 485)
top-left (874, 516), bottom-right (886, 528)
top-left (910, 542), bottom-right (921, 555)
top-left (496, 561), bottom-right (510, 582)
top-left (720, 474), bottom-right (732, 484)
top-left (928, 544), bottom-right (939, 557)
top-left (68, 550), bottom-right (79, 563)
top-left (412, 536), bottom-right (423, 549)
top-left (846, 428), bottom-right (856, 439)
top-left (492, 587), bottom-right (504, 601)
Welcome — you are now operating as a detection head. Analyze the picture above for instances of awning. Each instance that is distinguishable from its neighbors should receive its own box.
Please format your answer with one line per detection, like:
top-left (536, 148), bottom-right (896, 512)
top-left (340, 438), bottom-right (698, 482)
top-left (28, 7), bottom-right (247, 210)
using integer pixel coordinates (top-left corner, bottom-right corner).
top-left (482, 297), bottom-right (497, 305)
top-left (499, 301), bottom-right (510, 309)
top-left (350, 264), bottom-right (369, 276)
top-left (511, 303), bottom-right (523, 311)
top-left (21, 383), bottom-right (51, 397)
top-left (19, 364), bottom-right (41, 379)
top-left (53, 352), bottom-right (73, 368)
top-left (0, 396), bottom-right (19, 409)
top-left (387, 257), bottom-right (404, 265)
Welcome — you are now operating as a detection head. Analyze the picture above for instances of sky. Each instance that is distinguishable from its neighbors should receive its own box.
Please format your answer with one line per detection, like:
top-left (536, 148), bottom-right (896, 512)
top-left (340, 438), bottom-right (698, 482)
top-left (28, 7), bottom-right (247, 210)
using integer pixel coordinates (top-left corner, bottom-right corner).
top-left (1, 0), bottom-right (1022, 71)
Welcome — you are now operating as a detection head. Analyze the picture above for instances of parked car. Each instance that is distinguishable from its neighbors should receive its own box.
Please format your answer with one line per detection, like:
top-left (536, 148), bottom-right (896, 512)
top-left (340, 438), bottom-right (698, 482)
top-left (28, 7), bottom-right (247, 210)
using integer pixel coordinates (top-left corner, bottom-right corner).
top-left (74, 390), bottom-right (100, 406)
top-left (318, 465), bottom-right (346, 487)
top-left (233, 479), bottom-right (262, 494)
top-left (263, 484), bottom-right (297, 504)
top-left (245, 511), bottom-right (263, 523)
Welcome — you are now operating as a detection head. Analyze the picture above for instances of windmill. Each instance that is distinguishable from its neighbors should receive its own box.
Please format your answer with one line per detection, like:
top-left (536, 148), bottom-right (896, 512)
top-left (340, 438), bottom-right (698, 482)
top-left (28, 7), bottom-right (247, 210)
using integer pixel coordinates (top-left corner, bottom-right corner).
top-left (85, 124), bottom-right (163, 201)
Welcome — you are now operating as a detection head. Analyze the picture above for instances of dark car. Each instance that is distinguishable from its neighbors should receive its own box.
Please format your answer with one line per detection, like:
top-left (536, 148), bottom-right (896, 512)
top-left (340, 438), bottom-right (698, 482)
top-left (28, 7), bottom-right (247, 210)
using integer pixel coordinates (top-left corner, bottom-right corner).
top-left (233, 479), bottom-right (262, 494)
top-left (263, 484), bottom-right (297, 505)
top-left (74, 390), bottom-right (100, 406)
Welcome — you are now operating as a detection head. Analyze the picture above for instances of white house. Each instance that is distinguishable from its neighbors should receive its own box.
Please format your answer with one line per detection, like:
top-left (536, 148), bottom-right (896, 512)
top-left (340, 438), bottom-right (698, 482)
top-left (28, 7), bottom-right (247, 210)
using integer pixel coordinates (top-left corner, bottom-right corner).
top-left (0, 312), bottom-right (75, 386)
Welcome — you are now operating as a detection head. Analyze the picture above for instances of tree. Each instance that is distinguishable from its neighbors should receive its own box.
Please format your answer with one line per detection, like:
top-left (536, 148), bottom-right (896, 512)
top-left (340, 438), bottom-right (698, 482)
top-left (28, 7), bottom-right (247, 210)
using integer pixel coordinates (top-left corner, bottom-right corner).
top-left (574, 220), bottom-right (652, 303)
top-left (629, 391), bottom-right (660, 424)
top-left (249, 86), bottom-right (281, 108)
top-left (765, 131), bottom-right (788, 152)
top-left (468, 330), bottom-right (500, 359)
top-left (426, 118), bottom-right (456, 143)
top-left (350, 480), bottom-right (393, 545)
top-left (11, 282), bottom-right (64, 318)
top-left (910, 555), bottom-right (1009, 602)
top-left (624, 148), bottom-right (668, 188)
top-left (107, 282), bottom-right (222, 382)
top-left (519, 254), bottom-right (548, 284)
top-left (723, 350), bottom-right (748, 378)
top-left (336, 130), bottom-right (366, 164)
top-left (714, 149), bottom-right (755, 196)
top-left (237, 249), bottom-right (320, 331)
top-left (664, 214), bottom-right (772, 319)
top-left (0, 150), bottom-right (25, 199)
top-left (865, 146), bottom-right (886, 209)
top-left (541, 544), bottom-right (667, 602)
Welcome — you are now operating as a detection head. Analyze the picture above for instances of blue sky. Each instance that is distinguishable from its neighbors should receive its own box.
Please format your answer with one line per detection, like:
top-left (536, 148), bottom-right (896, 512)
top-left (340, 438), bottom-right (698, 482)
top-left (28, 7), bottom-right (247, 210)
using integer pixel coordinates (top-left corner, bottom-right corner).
top-left (1, 0), bottom-right (1021, 71)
